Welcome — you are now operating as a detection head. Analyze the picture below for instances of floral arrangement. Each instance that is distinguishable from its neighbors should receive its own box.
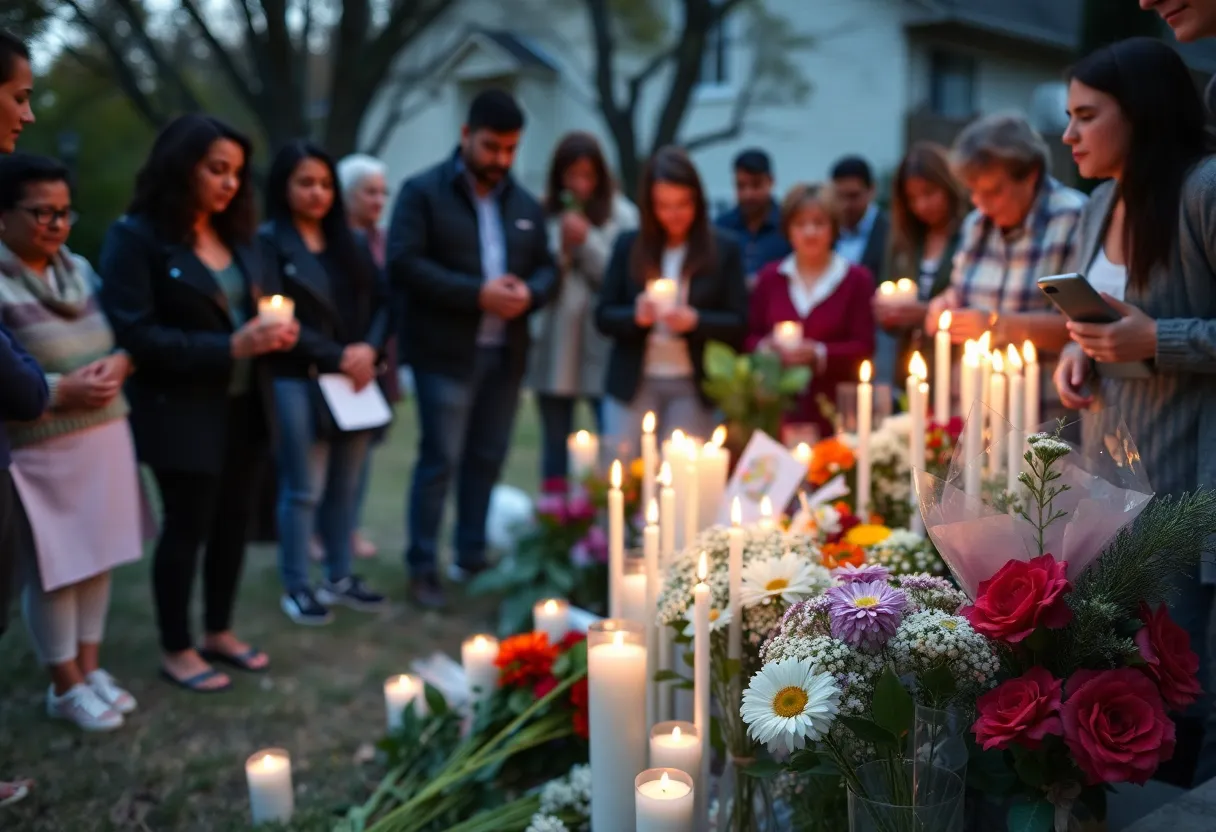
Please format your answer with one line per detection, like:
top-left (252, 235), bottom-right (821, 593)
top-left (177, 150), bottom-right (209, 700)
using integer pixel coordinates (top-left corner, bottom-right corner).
top-left (865, 527), bottom-right (949, 578)
top-left (522, 765), bottom-right (592, 832)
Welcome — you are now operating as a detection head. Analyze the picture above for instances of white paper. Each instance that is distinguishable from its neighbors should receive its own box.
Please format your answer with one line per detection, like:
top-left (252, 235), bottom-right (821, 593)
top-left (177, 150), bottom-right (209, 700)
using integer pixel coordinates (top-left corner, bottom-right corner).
top-left (316, 373), bottom-right (392, 431)
top-left (717, 431), bottom-right (806, 524)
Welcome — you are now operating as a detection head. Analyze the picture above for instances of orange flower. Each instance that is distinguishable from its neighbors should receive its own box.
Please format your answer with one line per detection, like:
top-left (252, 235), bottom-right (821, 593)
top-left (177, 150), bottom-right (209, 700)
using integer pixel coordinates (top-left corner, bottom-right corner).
top-left (821, 541), bottom-right (865, 570)
top-left (629, 458), bottom-right (647, 482)
top-left (496, 632), bottom-right (558, 687)
top-left (808, 437), bottom-right (855, 486)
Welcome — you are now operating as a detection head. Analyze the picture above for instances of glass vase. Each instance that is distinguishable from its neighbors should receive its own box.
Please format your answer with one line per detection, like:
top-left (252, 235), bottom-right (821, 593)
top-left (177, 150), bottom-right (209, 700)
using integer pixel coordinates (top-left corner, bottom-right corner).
top-left (847, 760), bottom-right (963, 832)
top-left (715, 756), bottom-right (777, 831)
top-left (910, 704), bottom-right (969, 782)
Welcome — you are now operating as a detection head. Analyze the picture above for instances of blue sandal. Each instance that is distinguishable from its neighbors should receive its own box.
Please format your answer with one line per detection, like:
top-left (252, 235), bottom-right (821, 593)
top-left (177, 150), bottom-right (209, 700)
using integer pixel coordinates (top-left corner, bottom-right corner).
top-left (199, 646), bottom-right (269, 674)
top-left (159, 667), bottom-right (232, 693)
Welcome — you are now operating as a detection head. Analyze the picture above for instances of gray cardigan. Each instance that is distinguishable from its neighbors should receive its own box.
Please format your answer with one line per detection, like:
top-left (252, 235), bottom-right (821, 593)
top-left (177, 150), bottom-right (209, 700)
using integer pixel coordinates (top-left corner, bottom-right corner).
top-left (1069, 159), bottom-right (1216, 577)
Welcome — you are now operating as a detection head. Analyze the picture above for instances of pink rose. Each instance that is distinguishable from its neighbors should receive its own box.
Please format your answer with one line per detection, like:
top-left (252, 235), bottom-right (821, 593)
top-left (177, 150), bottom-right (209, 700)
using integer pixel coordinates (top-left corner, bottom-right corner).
top-left (535, 494), bottom-right (567, 523)
top-left (961, 553), bottom-right (1072, 643)
top-left (1062, 668), bottom-right (1175, 785)
top-left (566, 495), bottom-right (596, 523)
top-left (972, 667), bottom-right (1063, 751)
top-left (1136, 602), bottom-right (1202, 711)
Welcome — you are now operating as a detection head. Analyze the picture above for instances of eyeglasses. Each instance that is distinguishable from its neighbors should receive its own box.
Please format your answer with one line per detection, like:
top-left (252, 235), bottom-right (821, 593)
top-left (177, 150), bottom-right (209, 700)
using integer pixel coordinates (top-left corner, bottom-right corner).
top-left (17, 206), bottom-right (78, 227)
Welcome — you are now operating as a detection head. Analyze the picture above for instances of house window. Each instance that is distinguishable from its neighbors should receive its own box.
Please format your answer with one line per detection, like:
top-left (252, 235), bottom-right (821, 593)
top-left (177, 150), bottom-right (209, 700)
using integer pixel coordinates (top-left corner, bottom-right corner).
top-left (929, 51), bottom-right (976, 119)
top-left (698, 2), bottom-right (732, 89)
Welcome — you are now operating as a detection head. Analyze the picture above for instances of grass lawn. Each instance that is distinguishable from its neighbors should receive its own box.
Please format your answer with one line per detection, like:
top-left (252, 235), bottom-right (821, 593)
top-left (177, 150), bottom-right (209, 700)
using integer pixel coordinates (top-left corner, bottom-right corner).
top-left (0, 394), bottom-right (586, 831)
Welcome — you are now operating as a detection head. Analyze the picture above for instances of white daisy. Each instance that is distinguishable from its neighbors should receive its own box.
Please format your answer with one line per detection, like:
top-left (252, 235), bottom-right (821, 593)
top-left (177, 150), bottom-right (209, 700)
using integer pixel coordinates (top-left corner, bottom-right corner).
top-left (741, 657), bottom-right (841, 755)
top-left (681, 603), bottom-right (733, 638)
top-left (740, 551), bottom-right (831, 607)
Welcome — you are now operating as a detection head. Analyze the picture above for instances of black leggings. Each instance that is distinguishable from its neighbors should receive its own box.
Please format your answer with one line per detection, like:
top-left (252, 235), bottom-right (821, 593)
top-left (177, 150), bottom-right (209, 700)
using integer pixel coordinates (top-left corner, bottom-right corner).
top-left (151, 400), bottom-right (261, 653)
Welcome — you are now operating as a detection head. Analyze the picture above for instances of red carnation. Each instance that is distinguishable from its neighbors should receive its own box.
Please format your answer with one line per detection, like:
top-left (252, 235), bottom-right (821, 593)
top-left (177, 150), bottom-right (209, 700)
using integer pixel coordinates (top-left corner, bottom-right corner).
top-left (1062, 668), bottom-right (1175, 785)
top-left (972, 667), bottom-right (1063, 751)
top-left (961, 553), bottom-right (1072, 643)
top-left (1136, 602), bottom-right (1202, 711)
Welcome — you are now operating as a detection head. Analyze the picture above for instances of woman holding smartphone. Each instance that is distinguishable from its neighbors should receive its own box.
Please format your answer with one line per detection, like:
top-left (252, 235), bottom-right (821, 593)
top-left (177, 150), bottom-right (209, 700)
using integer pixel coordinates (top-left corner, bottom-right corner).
top-left (1055, 37), bottom-right (1216, 785)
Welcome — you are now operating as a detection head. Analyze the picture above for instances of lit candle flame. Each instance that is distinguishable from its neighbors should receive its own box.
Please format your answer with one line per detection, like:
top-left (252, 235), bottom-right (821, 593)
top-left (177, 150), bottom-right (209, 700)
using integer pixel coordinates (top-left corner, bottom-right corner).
top-left (697, 552), bottom-right (709, 582)
top-left (731, 496), bottom-right (742, 526)
top-left (660, 771), bottom-right (671, 790)
top-left (643, 411), bottom-right (655, 434)
top-left (1006, 344), bottom-right (1023, 370)
top-left (896, 277), bottom-right (915, 293)
top-left (574, 429), bottom-right (591, 446)
top-left (611, 459), bottom-right (622, 489)
top-left (1022, 340), bottom-right (1037, 363)
top-left (672, 429), bottom-right (686, 446)
top-left (473, 634), bottom-right (488, 648)
top-left (613, 630), bottom-right (625, 647)
top-left (543, 599), bottom-right (558, 614)
top-left (860, 360), bottom-right (872, 384)
top-left (964, 341), bottom-right (980, 367)
top-left (270, 295), bottom-right (284, 308)
top-left (992, 349), bottom-right (1004, 373)
top-left (978, 331), bottom-right (992, 352)
top-left (909, 351), bottom-right (928, 380)
top-left (658, 461), bottom-right (672, 487)
top-left (711, 425), bottom-right (726, 447)
top-left (672, 725), bottom-right (682, 741)
top-left (794, 442), bottom-right (811, 465)
top-left (760, 495), bottom-right (773, 518)
top-left (879, 281), bottom-right (895, 295)
top-left (647, 498), bottom-right (659, 525)
top-left (939, 309), bottom-right (952, 331)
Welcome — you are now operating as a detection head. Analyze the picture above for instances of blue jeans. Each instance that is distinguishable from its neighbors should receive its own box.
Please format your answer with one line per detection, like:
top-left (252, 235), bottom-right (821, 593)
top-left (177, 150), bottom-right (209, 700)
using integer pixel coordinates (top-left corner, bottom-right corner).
top-left (536, 393), bottom-right (603, 482)
top-left (274, 379), bottom-right (371, 593)
top-left (408, 347), bottom-right (521, 576)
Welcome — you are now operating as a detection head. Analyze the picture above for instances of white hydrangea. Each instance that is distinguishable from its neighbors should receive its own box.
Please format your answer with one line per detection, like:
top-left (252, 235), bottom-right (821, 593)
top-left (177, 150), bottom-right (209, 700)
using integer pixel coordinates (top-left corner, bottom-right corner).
top-left (868, 532), bottom-right (949, 578)
top-left (889, 610), bottom-right (1001, 697)
top-left (525, 814), bottom-right (569, 832)
top-left (538, 764), bottom-right (592, 817)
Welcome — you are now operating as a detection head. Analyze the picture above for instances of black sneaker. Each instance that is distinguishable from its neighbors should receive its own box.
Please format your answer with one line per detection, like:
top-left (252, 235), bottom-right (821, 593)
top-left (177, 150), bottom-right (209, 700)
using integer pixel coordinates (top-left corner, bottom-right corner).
top-left (408, 573), bottom-right (447, 610)
top-left (281, 588), bottom-right (334, 626)
top-left (317, 576), bottom-right (387, 612)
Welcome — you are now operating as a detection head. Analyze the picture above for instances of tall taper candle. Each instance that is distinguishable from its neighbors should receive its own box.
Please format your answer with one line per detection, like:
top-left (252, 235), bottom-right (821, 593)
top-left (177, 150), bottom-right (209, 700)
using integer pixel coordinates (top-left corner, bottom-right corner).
top-left (692, 554), bottom-right (711, 826)
top-left (1023, 341), bottom-right (1040, 432)
top-left (657, 463), bottom-right (675, 722)
top-left (1006, 345), bottom-right (1025, 496)
top-left (856, 360), bottom-right (873, 520)
top-left (960, 339), bottom-right (977, 417)
top-left (907, 352), bottom-right (928, 535)
top-left (644, 500), bottom-right (661, 729)
top-left (962, 347), bottom-right (983, 500)
top-left (978, 331), bottom-right (993, 444)
top-left (988, 349), bottom-right (1007, 477)
top-left (698, 426), bottom-right (729, 529)
top-left (642, 411), bottom-right (658, 516)
top-left (934, 310), bottom-right (952, 423)
top-left (684, 452), bottom-right (699, 548)
top-left (727, 498), bottom-right (743, 662)
top-left (588, 622), bottom-right (648, 832)
top-left (664, 431), bottom-right (688, 550)
top-left (608, 461), bottom-right (625, 619)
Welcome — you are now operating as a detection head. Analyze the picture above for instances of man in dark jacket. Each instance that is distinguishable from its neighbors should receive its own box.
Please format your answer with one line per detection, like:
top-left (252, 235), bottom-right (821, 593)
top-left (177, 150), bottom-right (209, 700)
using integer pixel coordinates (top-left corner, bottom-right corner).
top-left (387, 89), bottom-right (557, 609)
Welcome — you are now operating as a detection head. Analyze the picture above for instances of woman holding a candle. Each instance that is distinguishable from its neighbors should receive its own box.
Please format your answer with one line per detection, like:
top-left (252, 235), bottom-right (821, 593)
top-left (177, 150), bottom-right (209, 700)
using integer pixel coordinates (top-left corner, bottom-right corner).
top-left (260, 141), bottom-right (390, 626)
top-left (99, 114), bottom-right (299, 692)
top-left (0, 153), bottom-right (143, 730)
top-left (1052, 38), bottom-right (1216, 784)
top-left (528, 132), bottom-right (637, 483)
top-left (745, 182), bottom-right (876, 439)
top-left (596, 147), bottom-right (748, 452)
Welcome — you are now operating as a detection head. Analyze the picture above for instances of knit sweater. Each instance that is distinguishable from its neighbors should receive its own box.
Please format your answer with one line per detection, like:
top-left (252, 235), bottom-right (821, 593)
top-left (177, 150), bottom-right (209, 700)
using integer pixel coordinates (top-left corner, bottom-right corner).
top-left (0, 242), bottom-right (129, 449)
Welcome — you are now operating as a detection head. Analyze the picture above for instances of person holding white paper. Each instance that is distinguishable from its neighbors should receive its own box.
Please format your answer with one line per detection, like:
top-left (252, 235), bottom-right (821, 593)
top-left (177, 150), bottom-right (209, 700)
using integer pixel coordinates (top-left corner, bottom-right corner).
top-left (260, 141), bottom-right (390, 626)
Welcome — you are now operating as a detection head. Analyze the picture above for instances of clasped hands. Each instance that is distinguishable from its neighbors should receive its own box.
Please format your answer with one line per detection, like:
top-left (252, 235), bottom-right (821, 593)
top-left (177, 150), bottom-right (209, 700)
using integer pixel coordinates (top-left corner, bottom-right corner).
top-left (55, 352), bottom-right (134, 410)
top-left (479, 274), bottom-right (532, 320)
top-left (634, 294), bottom-right (698, 334)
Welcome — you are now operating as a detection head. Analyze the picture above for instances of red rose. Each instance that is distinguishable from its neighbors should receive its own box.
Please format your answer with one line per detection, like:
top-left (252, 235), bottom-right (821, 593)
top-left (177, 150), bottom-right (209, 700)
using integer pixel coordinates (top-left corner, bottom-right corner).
top-left (961, 553), bottom-right (1072, 643)
top-left (972, 667), bottom-right (1063, 750)
top-left (533, 675), bottom-right (559, 700)
top-left (569, 678), bottom-right (589, 739)
top-left (1062, 668), bottom-right (1175, 785)
top-left (1136, 602), bottom-right (1202, 711)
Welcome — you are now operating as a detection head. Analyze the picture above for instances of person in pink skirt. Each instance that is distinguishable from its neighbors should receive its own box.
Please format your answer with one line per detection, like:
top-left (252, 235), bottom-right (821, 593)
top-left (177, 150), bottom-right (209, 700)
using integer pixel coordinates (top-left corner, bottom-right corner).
top-left (745, 183), bottom-right (876, 439)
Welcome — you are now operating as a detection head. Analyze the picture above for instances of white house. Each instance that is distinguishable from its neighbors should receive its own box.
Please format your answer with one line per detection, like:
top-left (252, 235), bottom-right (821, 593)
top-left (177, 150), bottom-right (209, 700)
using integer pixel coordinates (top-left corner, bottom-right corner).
top-left (360, 0), bottom-right (1197, 209)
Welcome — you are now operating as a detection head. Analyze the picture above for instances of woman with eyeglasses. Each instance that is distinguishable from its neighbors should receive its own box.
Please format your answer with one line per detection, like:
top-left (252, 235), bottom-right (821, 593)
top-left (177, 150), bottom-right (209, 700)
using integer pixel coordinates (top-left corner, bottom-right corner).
top-left (0, 153), bottom-right (143, 731)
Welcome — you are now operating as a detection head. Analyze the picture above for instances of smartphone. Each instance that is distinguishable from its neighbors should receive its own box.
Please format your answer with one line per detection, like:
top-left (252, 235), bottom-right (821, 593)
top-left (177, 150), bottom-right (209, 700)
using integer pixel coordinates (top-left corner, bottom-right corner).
top-left (1037, 273), bottom-right (1153, 379)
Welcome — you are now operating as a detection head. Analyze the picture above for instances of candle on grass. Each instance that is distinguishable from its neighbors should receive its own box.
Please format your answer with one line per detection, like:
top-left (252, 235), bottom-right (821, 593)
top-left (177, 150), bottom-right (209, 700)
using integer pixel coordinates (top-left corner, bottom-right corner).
top-left (856, 360), bottom-right (873, 520)
top-left (728, 498), bottom-right (744, 662)
top-left (257, 294), bottom-right (295, 323)
top-left (246, 749), bottom-right (293, 825)
top-left (934, 310), bottom-right (952, 423)
top-left (962, 347), bottom-right (983, 500)
top-left (772, 320), bottom-right (803, 352)
top-left (609, 460), bottom-right (625, 618)
top-left (907, 352), bottom-right (928, 535)
top-left (642, 411), bottom-right (658, 513)
top-left (1006, 345), bottom-right (1026, 497)
top-left (462, 634), bottom-right (499, 704)
top-left (988, 349), bottom-right (1007, 477)
top-left (697, 426), bottom-right (729, 531)
top-left (533, 598), bottom-right (570, 644)
top-left (635, 769), bottom-right (694, 832)
top-left (384, 674), bottom-right (426, 730)
top-left (567, 430), bottom-right (599, 488)
top-left (1023, 341), bottom-right (1040, 431)
top-left (589, 621), bottom-right (648, 832)
top-left (644, 500), bottom-right (661, 729)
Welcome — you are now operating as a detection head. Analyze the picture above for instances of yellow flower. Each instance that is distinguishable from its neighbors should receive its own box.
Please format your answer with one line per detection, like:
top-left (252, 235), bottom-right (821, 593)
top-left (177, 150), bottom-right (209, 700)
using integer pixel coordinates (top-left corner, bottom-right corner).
top-left (844, 524), bottom-right (892, 548)
top-left (630, 458), bottom-right (647, 482)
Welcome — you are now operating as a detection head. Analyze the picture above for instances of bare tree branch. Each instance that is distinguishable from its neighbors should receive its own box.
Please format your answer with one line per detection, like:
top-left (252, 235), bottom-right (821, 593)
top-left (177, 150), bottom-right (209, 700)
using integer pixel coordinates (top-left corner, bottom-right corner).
top-left (681, 73), bottom-right (756, 152)
top-left (110, 0), bottom-right (202, 112)
top-left (180, 0), bottom-right (261, 113)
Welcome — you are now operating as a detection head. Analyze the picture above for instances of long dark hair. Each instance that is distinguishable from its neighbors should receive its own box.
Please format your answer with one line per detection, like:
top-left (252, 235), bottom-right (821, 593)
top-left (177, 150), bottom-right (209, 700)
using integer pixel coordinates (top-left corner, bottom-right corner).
top-left (128, 113), bottom-right (256, 246)
top-left (1069, 38), bottom-right (1207, 289)
top-left (544, 131), bottom-right (613, 226)
top-left (889, 142), bottom-right (966, 259)
top-left (631, 146), bottom-right (714, 285)
top-left (265, 140), bottom-right (370, 292)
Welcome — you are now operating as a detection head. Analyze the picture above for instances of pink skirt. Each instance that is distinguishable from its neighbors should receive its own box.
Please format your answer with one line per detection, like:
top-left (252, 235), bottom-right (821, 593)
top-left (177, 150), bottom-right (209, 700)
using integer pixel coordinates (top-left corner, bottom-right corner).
top-left (10, 419), bottom-right (148, 591)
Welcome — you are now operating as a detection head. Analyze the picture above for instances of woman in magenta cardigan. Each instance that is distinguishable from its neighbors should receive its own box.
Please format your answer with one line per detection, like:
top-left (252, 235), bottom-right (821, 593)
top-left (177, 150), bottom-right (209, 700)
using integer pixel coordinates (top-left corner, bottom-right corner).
top-left (745, 182), bottom-right (876, 438)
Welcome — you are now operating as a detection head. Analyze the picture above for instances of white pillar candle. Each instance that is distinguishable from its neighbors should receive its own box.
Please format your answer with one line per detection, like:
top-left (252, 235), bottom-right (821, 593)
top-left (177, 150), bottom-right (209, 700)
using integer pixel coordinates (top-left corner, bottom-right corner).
top-left (793, 442), bottom-right (812, 470)
top-left (988, 349), bottom-right (1007, 477)
top-left (692, 553), bottom-right (711, 813)
top-left (683, 453), bottom-right (699, 548)
top-left (907, 353), bottom-right (928, 535)
top-left (727, 499), bottom-right (744, 662)
top-left (568, 430), bottom-right (599, 487)
top-left (962, 347), bottom-right (983, 501)
top-left (257, 294), bottom-right (295, 323)
top-left (635, 769), bottom-right (695, 832)
top-left (650, 721), bottom-right (703, 779)
top-left (772, 320), bottom-right (803, 352)
top-left (642, 411), bottom-right (658, 515)
top-left (533, 598), bottom-right (570, 644)
top-left (934, 310), bottom-right (952, 424)
top-left (697, 426), bottom-right (729, 531)
top-left (648, 277), bottom-right (678, 314)
top-left (1023, 341), bottom-right (1040, 432)
top-left (246, 749), bottom-right (293, 825)
top-left (384, 674), bottom-right (426, 731)
top-left (644, 501), bottom-right (661, 730)
top-left (856, 360), bottom-right (873, 520)
top-left (1006, 345), bottom-right (1026, 497)
top-left (621, 556), bottom-right (648, 625)
top-left (461, 634), bottom-right (499, 704)
top-left (608, 460), bottom-right (625, 619)
top-left (589, 622), bottom-right (649, 832)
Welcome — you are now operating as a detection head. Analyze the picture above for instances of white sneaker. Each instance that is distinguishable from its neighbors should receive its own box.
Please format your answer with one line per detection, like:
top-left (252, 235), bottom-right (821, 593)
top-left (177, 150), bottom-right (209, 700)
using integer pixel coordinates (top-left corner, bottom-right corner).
top-left (47, 683), bottom-right (123, 732)
top-left (86, 669), bottom-right (137, 715)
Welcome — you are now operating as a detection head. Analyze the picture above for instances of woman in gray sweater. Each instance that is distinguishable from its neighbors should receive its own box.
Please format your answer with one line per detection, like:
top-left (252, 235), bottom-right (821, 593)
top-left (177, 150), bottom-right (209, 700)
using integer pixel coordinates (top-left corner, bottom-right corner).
top-left (1056, 38), bottom-right (1216, 786)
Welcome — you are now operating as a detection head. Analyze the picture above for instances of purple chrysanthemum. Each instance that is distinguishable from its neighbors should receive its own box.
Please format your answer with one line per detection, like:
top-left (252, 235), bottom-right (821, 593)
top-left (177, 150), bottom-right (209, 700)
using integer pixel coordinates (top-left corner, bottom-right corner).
top-left (896, 574), bottom-right (954, 593)
top-left (833, 563), bottom-right (891, 584)
top-left (827, 580), bottom-right (907, 651)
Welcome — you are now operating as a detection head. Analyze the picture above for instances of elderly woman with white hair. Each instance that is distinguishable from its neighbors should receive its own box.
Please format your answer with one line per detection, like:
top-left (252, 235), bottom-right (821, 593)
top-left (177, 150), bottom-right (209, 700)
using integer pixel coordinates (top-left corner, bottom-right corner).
top-left (336, 153), bottom-right (398, 559)
top-left (925, 113), bottom-right (1086, 420)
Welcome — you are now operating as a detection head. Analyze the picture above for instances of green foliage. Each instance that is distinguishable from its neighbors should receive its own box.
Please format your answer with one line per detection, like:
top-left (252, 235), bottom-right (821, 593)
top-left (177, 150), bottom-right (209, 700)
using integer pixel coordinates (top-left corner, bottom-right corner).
top-left (871, 666), bottom-right (914, 740)
top-left (701, 340), bottom-right (811, 448)
top-left (1006, 798), bottom-right (1054, 832)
